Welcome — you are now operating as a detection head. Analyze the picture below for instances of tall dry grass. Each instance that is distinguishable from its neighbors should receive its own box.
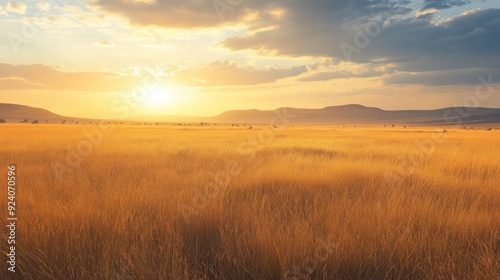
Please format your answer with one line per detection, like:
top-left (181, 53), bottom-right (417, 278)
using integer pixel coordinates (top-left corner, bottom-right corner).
top-left (0, 124), bottom-right (499, 279)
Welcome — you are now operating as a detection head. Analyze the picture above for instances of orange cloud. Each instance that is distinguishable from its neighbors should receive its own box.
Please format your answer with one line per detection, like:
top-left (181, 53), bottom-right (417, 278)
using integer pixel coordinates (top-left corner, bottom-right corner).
top-left (0, 62), bottom-right (308, 91)
top-left (0, 63), bottom-right (135, 91)
top-left (172, 61), bottom-right (307, 86)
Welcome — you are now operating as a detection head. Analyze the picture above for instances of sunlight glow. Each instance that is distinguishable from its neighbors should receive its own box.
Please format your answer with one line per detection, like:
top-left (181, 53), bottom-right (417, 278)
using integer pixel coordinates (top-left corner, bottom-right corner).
top-left (145, 86), bottom-right (175, 107)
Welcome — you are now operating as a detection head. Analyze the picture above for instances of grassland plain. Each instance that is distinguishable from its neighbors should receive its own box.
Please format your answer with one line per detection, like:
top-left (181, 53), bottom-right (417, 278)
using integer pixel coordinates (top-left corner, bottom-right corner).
top-left (0, 124), bottom-right (499, 279)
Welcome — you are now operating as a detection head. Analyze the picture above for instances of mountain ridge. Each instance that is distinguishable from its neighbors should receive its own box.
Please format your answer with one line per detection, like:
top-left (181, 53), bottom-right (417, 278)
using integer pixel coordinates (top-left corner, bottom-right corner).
top-left (1, 103), bottom-right (500, 126)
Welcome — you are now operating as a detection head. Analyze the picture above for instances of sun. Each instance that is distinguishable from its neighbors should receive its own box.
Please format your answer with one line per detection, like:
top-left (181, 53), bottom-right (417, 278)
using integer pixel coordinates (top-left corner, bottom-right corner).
top-left (145, 86), bottom-right (174, 106)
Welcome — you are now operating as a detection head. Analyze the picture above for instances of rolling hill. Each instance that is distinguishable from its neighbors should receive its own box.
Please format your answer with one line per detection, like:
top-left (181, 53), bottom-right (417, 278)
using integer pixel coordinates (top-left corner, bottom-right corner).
top-left (1, 103), bottom-right (500, 125)
top-left (206, 104), bottom-right (500, 125)
top-left (0, 103), bottom-right (65, 122)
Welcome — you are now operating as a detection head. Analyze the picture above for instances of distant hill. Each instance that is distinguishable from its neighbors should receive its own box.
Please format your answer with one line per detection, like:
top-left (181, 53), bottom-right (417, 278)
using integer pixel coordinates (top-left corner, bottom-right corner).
top-left (0, 104), bottom-right (65, 122)
top-left (205, 104), bottom-right (500, 125)
top-left (2, 103), bottom-right (500, 125)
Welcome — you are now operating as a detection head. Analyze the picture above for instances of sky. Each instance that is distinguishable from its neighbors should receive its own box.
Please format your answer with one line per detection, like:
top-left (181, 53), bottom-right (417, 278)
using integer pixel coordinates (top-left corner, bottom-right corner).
top-left (0, 0), bottom-right (499, 118)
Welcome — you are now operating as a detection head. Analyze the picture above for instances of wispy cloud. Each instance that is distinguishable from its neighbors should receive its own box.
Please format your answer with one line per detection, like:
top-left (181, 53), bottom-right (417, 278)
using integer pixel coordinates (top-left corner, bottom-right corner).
top-left (6, 1), bottom-right (27, 14)
top-left (94, 40), bottom-right (115, 48)
top-left (172, 61), bottom-right (308, 86)
top-left (422, 0), bottom-right (470, 10)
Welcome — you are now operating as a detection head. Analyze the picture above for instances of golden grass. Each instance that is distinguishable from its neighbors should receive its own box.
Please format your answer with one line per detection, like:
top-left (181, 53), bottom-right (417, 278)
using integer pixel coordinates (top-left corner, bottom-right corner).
top-left (0, 124), bottom-right (499, 279)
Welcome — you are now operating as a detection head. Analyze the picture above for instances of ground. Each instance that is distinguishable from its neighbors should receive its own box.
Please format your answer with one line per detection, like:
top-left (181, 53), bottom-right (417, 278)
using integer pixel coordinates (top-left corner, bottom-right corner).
top-left (0, 124), bottom-right (499, 279)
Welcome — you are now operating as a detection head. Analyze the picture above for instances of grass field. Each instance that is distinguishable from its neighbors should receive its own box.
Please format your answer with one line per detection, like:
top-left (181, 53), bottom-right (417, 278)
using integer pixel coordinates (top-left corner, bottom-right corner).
top-left (0, 124), bottom-right (499, 279)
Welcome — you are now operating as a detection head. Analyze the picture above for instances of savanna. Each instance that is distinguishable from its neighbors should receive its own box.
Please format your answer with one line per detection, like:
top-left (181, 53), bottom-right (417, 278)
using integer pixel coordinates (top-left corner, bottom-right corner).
top-left (0, 124), bottom-right (499, 279)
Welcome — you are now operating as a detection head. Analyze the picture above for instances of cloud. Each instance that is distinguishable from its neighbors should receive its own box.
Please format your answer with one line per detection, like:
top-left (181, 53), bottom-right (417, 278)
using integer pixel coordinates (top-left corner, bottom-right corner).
top-left (217, 1), bottom-right (413, 60)
top-left (0, 63), bottom-right (135, 91)
top-left (0, 62), bottom-right (307, 91)
top-left (172, 61), bottom-right (307, 86)
top-left (6, 2), bottom-right (27, 14)
top-left (415, 8), bottom-right (438, 19)
top-left (88, 0), bottom-right (499, 77)
top-left (385, 69), bottom-right (500, 86)
top-left (36, 2), bottom-right (51, 12)
top-left (0, 77), bottom-right (44, 88)
top-left (364, 9), bottom-right (500, 62)
top-left (91, 0), bottom-right (410, 29)
top-left (422, 0), bottom-right (469, 10)
top-left (295, 60), bottom-right (398, 82)
top-left (298, 69), bottom-right (384, 82)
top-left (0, 6), bottom-right (6, 15)
top-left (95, 40), bottom-right (115, 48)
top-left (4, 0), bottom-right (498, 88)
top-left (219, 6), bottom-right (500, 85)
top-left (221, 7), bottom-right (499, 63)
top-left (91, 0), bottom-right (249, 28)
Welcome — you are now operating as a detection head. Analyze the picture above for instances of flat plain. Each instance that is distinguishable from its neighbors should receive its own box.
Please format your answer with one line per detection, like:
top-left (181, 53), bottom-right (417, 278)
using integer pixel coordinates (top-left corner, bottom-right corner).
top-left (0, 124), bottom-right (499, 279)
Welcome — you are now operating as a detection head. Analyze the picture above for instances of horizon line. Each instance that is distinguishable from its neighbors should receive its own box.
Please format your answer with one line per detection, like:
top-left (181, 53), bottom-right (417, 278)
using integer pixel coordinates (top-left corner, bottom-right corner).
top-left (1, 102), bottom-right (500, 120)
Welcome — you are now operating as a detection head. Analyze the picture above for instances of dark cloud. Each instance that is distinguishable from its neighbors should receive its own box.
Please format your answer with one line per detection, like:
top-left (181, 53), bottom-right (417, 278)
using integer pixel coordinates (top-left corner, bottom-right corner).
top-left (422, 0), bottom-right (470, 10)
top-left (221, 7), bottom-right (500, 85)
top-left (298, 68), bottom-right (385, 82)
top-left (385, 69), bottom-right (500, 86)
top-left (222, 8), bottom-right (500, 62)
top-left (218, 1), bottom-right (411, 59)
top-left (92, 0), bottom-right (410, 29)
top-left (348, 8), bottom-right (500, 64)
